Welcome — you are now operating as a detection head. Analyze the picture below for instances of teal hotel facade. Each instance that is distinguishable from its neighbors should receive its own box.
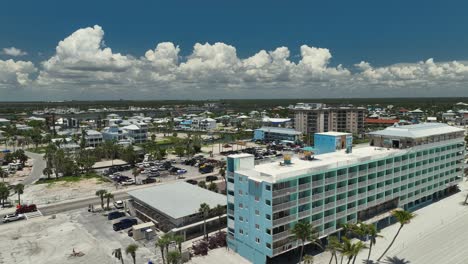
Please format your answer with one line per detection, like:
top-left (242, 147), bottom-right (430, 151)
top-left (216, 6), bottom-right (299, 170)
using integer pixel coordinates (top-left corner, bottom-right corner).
top-left (226, 123), bottom-right (465, 264)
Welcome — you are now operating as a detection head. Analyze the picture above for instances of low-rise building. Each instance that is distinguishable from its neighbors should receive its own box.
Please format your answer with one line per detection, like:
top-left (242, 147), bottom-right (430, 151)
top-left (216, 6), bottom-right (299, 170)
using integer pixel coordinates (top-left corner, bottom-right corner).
top-left (253, 127), bottom-right (302, 143)
top-left (84, 130), bottom-right (103, 147)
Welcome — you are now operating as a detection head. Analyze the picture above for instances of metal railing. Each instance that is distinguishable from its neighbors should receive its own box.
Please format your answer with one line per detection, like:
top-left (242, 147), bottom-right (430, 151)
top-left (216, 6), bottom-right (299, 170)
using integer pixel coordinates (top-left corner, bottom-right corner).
top-left (273, 201), bottom-right (296, 212)
top-left (273, 215), bottom-right (296, 226)
top-left (273, 186), bottom-right (297, 197)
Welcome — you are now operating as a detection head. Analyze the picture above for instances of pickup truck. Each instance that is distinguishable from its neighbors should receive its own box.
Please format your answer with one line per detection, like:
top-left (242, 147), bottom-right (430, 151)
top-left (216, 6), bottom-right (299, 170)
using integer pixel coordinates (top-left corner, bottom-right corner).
top-left (3, 214), bottom-right (25, 223)
top-left (113, 218), bottom-right (137, 231)
top-left (107, 211), bottom-right (126, 220)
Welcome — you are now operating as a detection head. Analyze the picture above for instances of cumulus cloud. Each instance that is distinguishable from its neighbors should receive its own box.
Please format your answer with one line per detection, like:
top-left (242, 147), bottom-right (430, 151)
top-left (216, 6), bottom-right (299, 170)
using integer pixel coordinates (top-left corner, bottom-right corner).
top-left (2, 47), bottom-right (27, 57)
top-left (2, 24), bottom-right (468, 100)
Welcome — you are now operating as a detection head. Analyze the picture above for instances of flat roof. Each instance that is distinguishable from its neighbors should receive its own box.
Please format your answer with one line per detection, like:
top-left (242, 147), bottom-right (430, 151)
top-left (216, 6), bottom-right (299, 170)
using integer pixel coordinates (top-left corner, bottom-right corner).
top-left (128, 182), bottom-right (226, 219)
top-left (315, 132), bottom-right (351, 136)
top-left (255, 127), bottom-right (301, 135)
top-left (235, 147), bottom-right (403, 183)
top-left (368, 123), bottom-right (464, 139)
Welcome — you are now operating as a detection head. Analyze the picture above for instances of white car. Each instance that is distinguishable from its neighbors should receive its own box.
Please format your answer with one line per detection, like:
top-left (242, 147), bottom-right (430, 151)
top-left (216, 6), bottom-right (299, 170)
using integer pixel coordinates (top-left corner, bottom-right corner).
top-left (3, 214), bottom-right (25, 223)
top-left (120, 179), bottom-right (135, 185)
top-left (114, 200), bottom-right (124, 209)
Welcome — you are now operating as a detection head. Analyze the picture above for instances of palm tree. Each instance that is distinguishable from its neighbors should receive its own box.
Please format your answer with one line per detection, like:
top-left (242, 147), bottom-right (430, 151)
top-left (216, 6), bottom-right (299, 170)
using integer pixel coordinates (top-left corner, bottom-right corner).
top-left (132, 168), bottom-right (140, 185)
top-left (339, 237), bottom-right (353, 264)
top-left (95, 189), bottom-right (107, 209)
top-left (350, 241), bottom-right (367, 264)
top-left (326, 236), bottom-right (341, 264)
top-left (156, 235), bottom-right (171, 264)
top-left (112, 248), bottom-right (124, 264)
top-left (0, 167), bottom-right (7, 183)
top-left (377, 210), bottom-right (415, 262)
top-left (214, 204), bottom-right (225, 231)
top-left (167, 250), bottom-right (181, 264)
top-left (14, 184), bottom-right (24, 205)
top-left (364, 224), bottom-right (382, 263)
top-left (42, 167), bottom-right (53, 180)
top-left (104, 192), bottom-right (114, 210)
top-left (0, 183), bottom-right (9, 207)
top-left (303, 255), bottom-right (314, 264)
top-left (125, 244), bottom-right (138, 264)
top-left (291, 221), bottom-right (322, 264)
top-left (199, 203), bottom-right (211, 240)
top-left (173, 235), bottom-right (184, 253)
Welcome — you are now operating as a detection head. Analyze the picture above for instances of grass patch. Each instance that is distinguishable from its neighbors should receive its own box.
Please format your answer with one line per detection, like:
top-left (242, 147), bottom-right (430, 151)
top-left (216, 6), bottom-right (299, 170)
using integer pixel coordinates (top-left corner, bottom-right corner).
top-left (35, 172), bottom-right (109, 185)
top-left (26, 147), bottom-right (47, 154)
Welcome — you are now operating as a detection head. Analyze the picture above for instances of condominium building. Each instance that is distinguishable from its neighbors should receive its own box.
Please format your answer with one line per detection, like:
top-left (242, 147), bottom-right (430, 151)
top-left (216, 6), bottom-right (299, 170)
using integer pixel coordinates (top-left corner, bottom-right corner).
top-left (226, 123), bottom-right (464, 264)
top-left (293, 105), bottom-right (366, 139)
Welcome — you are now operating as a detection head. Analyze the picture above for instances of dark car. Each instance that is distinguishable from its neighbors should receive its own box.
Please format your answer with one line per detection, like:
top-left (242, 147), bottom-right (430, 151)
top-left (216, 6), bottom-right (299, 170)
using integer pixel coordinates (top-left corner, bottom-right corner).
top-left (186, 179), bottom-right (198, 185)
top-left (142, 177), bottom-right (156, 184)
top-left (200, 165), bottom-right (214, 174)
top-left (148, 171), bottom-right (160, 177)
top-left (205, 175), bottom-right (218, 182)
top-left (113, 218), bottom-right (137, 231)
top-left (108, 211), bottom-right (126, 220)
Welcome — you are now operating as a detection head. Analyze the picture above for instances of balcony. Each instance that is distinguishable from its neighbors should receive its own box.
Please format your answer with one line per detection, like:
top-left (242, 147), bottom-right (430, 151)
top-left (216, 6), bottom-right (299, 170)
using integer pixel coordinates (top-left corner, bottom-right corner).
top-left (359, 170), bottom-right (367, 177)
top-left (323, 226), bottom-right (336, 234)
top-left (358, 181), bottom-right (367, 188)
top-left (298, 209), bottom-right (311, 218)
top-left (324, 215), bottom-right (334, 222)
top-left (348, 194), bottom-right (357, 202)
top-left (272, 230), bottom-right (292, 241)
top-left (377, 187), bottom-right (385, 193)
top-left (324, 201), bottom-right (335, 210)
top-left (312, 193), bottom-right (323, 200)
top-left (337, 175), bottom-right (347, 182)
top-left (298, 183), bottom-right (312, 191)
top-left (358, 192), bottom-right (367, 199)
top-left (368, 167), bottom-right (377, 174)
top-left (312, 219), bottom-right (322, 226)
top-left (273, 215), bottom-right (296, 226)
top-left (273, 186), bottom-right (297, 197)
top-left (227, 209), bottom-right (234, 215)
top-left (298, 197), bottom-right (310, 205)
top-left (336, 186), bottom-right (347, 193)
top-left (325, 177), bottom-right (336, 184)
top-left (368, 189), bottom-right (377, 195)
top-left (385, 185), bottom-right (393, 191)
top-left (368, 200), bottom-right (377, 207)
top-left (386, 163), bottom-right (394, 169)
top-left (368, 178), bottom-right (377, 185)
top-left (394, 161), bottom-right (402, 167)
top-left (357, 204), bottom-right (367, 210)
top-left (336, 198), bottom-right (346, 206)
top-left (312, 205), bottom-right (324, 212)
top-left (377, 165), bottom-right (385, 171)
top-left (325, 190), bottom-right (335, 197)
top-left (273, 201), bottom-right (296, 212)
top-left (348, 172), bottom-right (357, 178)
top-left (336, 211), bottom-right (346, 218)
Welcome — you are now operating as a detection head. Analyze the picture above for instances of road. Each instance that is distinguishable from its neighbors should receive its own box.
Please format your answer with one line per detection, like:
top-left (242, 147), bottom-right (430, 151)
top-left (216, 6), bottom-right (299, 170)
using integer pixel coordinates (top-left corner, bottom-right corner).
top-left (23, 151), bottom-right (46, 185)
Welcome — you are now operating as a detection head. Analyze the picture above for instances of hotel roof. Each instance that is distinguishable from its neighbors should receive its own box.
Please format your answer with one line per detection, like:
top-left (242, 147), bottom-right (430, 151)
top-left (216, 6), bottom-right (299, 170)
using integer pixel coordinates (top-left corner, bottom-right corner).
top-left (236, 146), bottom-right (403, 183)
top-left (368, 123), bottom-right (464, 139)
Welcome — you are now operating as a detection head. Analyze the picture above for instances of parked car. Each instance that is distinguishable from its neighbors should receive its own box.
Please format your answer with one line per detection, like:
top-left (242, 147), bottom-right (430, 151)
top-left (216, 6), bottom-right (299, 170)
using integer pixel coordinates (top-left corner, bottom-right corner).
top-left (16, 204), bottom-right (37, 214)
top-left (186, 179), bottom-right (198, 185)
top-left (3, 213), bottom-right (25, 223)
top-left (142, 177), bottom-right (156, 184)
top-left (114, 200), bottom-right (124, 209)
top-left (147, 171), bottom-right (160, 177)
top-left (200, 165), bottom-right (214, 174)
top-left (107, 211), bottom-right (126, 220)
top-left (120, 179), bottom-right (135, 185)
top-left (177, 169), bottom-right (187, 174)
top-left (205, 175), bottom-right (218, 182)
top-left (113, 218), bottom-right (138, 231)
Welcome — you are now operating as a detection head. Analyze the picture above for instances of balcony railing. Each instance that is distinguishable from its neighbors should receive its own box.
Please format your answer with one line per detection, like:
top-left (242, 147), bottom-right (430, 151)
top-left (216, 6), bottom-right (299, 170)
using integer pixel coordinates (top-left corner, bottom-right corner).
top-left (348, 172), bottom-right (357, 178)
top-left (357, 204), bottom-right (367, 210)
top-left (298, 209), bottom-right (311, 218)
top-left (273, 186), bottom-right (297, 197)
top-left (358, 181), bottom-right (367, 187)
top-left (337, 175), bottom-right (347, 181)
top-left (312, 193), bottom-right (323, 200)
top-left (337, 186), bottom-right (347, 193)
top-left (323, 226), bottom-right (336, 234)
top-left (325, 177), bottom-right (336, 184)
top-left (273, 201), bottom-right (296, 212)
top-left (324, 215), bottom-right (334, 222)
top-left (368, 178), bottom-right (377, 185)
top-left (348, 183), bottom-right (357, 190)
top-left (325, 190), bottom-right (335, 197)
top-left (358, 192), bottom-right (367, 199)
top-left (312, 205), bottom-right (324, 212)
top-left (298, 197), bottom-right (310, 205)
top-left (336, 198), bottom-right (346, 206)
top-left (324, 201), bottom-right (335, 210)
top-left (272, 230), bottom-right (292, 241)
top-left (312, 219), bottom-right (322, 226)
top-left (298, 183), bottom-right (312, 191)
top-left (336, 211), bottom-right (346, 218)
top-left (273, 215), bottom-right (296, 226)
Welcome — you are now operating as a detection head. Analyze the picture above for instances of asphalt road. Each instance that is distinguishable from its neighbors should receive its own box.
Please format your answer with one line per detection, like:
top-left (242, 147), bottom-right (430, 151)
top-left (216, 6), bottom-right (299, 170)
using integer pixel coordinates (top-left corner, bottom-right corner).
top-left (23, 151), bottom-right (46, 185)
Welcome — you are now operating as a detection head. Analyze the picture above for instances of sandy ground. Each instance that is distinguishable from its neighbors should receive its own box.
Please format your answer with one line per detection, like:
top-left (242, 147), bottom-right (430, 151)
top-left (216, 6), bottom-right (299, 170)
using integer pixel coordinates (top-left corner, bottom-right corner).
top-left (188, 247), bottom-right (250, 264)
top-left (2, 159), bottom-right (33, 185)
top-left (21, 178), bottom-right (115, 206)
top-left (0, 210), bottom-right (158, 264)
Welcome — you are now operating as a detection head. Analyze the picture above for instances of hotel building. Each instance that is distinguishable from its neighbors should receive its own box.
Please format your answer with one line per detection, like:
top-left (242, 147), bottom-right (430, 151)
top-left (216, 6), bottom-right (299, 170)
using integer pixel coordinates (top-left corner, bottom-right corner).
top-left (226, 123), bottom-right (465, 264)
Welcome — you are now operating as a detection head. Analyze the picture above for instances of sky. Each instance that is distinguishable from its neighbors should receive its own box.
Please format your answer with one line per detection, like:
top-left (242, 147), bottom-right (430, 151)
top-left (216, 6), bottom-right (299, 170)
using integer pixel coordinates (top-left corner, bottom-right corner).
top-left (1, 0), bottom-right (468, 101)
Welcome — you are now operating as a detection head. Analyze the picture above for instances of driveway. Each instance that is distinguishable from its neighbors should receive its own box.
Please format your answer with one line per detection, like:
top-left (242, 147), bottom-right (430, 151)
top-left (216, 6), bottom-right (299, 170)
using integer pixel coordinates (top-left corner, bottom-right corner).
top-left (23, 151), bottom-right (46, 185)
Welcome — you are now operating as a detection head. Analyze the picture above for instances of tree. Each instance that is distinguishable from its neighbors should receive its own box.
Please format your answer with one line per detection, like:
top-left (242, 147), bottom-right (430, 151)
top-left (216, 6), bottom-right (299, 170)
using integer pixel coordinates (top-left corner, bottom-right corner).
top-left (214, 204), bottom-right (225, 231)
top-left (29, 128), bottom-right (43, 149)
top-left (303, 255), bottom-right (314, 264)
top-left (325, 236), bottom-right (341, 264)
top-left (167, 250), bottom-right (182, 264)
top-left (15, 149), bottom-right (28, 166)
top-left (112, 248), bottom-right (125, 264)
top-left (132, 168), bottom-right (140, 185)
top-left (199, 203), bottom-right (211, 240)
top-left (121, 145), bottom-right (137, 165)
top-left (42, 167), bottom-right (53, 180)
top-left (364, 224), bottom-right (382, 263)
top-left (95, 189), bottom-right (107, 209)
top-left (156, 234), bottom-right (171, 264)
top-left (77, 149), bottom-right (97, 173)
top-left (174, 145), bottom-right (185, 157)
top-left (377, 210), bottom-right (415, 262)
top-left (0, 167), bottom-right (7, 183)
top-left (198, 181), bottom-right (207, 189)
top-left (151, 134), bottom-right (156, 142)
top-left (125, 244), bottom-right (138, 264)
top-left (104, 192), bottom-right (114, 210)
top-left (173, 235), bottom-right (184, 254)
top-left (14, 184), bottom-right (24, 205)
top-left (291, 221), bottom-right (322, 264)
top-left (208, 182), bottom-right (218, 192)
top-left (0, 183), bottom-right (9, 207)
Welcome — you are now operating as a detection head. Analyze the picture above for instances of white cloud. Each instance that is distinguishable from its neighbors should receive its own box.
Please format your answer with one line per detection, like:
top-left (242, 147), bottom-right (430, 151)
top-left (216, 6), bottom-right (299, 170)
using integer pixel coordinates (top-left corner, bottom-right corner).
top-left (2, 47), bottom-right (27, 57)
top-left (2, 24), bottom-right (468, 100)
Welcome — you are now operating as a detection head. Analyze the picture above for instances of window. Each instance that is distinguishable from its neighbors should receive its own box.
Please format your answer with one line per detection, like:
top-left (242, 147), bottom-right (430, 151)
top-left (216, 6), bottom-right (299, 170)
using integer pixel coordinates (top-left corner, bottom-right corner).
top-left (265, 200), bottom-right (271, 206)
top-left (238, 190), bottom-right (243, 195)
top-left (239, 177), bottom-right (243, 182)
top-left (239, 229), bottom-right (244, 234)
top-left (266, 214), bottom-right (271, 220)
top-left (255, 196), bottom-right (260, 202)
top-left (255, 237), bottom-right (260, 243)
top-left (255, 210), bottom-right (260, 215)
top-left (266, 185), bottom-right (271, 191)
top-left (239, 216), bottom-right (244, 221)
top-left (266, 243), bottom-right (271, 249)
top-left (239, 203), bottom-right (243, 208)
top-left (255, 224), bottom-right (260, 230)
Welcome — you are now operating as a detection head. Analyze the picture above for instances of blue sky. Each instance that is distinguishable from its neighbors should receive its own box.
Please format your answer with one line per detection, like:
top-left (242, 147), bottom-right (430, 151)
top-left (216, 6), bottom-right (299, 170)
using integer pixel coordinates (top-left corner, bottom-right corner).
top-left (1, 0), bottom-right (468, 100)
